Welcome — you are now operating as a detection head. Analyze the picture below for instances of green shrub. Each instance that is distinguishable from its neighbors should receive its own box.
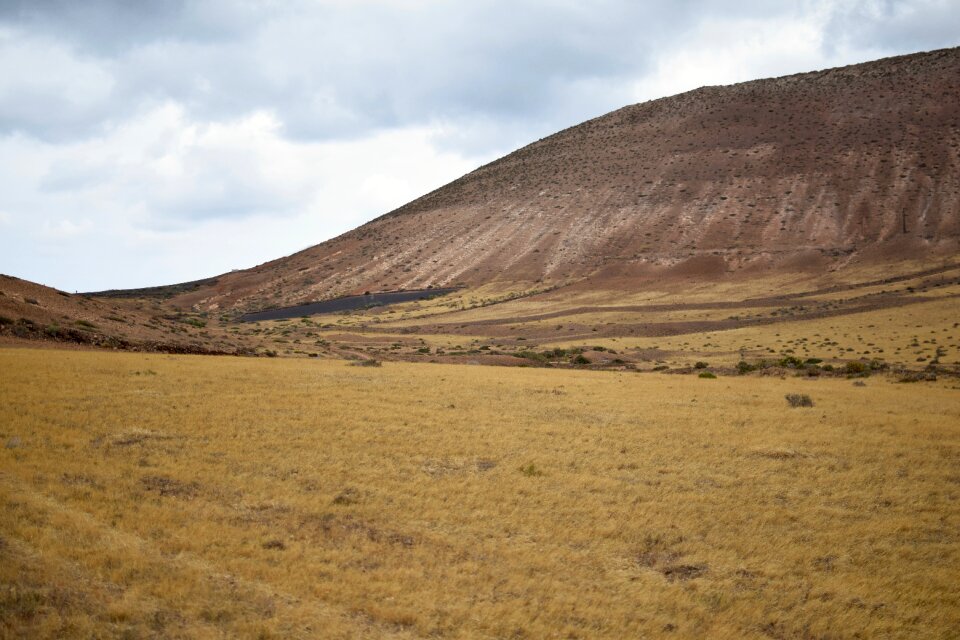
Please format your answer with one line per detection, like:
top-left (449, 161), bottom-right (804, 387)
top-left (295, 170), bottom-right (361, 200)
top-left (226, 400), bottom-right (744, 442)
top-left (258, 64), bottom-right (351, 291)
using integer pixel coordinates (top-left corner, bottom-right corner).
top-left (698, 371), bottom-right (716, 379)
top-left (778, 355), bottom-right (804, 369)
top-left (694, 361), bottom-right (708, 369)
top-left (736, 361), bottom-right (756, 374)
top-left (572, 354), bottom-right (590, 365)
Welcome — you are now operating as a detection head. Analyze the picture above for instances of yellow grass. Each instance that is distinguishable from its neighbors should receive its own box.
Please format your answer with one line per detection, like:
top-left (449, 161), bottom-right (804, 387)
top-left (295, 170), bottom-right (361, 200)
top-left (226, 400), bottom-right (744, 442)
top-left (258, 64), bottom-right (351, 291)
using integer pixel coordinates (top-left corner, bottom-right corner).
top-left (556, 295), bottom-right (960, 368)
top-left (2, 348), bottom-right (959, 638)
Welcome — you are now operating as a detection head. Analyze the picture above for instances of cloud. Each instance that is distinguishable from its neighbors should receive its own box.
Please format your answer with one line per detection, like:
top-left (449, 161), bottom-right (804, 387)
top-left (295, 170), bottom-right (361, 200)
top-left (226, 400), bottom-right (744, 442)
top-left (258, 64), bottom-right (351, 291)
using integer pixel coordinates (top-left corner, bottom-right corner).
top-left (823, 0), bottom-right (960, 56)
top-left (0, 28), bottom-right (116, 140)
top-left (0, 102), bottom-right (480, 290)
top-left (41, 218), bottom-right (93, 238)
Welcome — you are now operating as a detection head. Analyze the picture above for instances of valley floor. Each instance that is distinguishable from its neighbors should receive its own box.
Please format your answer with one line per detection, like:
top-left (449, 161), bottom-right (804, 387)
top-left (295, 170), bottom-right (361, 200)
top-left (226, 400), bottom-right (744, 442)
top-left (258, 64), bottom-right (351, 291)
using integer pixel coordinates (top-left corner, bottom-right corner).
top-left (1, 348), bottom-right (958, 638)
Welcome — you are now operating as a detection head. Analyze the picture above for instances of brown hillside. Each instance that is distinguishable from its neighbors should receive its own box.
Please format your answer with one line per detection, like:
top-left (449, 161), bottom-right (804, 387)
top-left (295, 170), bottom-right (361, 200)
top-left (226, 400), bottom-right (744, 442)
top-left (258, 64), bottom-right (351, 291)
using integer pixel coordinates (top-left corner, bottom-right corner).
top-left (0, 274), bottom-right (256, 355)
top-left (166, 48), bottom-right (959, 312)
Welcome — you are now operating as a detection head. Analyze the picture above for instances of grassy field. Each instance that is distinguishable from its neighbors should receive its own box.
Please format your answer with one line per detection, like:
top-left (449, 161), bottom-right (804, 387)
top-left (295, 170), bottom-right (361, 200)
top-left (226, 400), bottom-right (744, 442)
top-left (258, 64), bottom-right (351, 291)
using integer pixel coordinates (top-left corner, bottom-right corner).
top-left (1, 348), bottom-right (959, 638)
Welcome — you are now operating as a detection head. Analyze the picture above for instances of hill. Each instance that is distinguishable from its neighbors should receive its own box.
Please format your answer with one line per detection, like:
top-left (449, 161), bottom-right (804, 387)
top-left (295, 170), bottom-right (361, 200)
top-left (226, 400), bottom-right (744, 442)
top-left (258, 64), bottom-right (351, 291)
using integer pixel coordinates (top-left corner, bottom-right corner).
top-left (169, 47), bottom-right (959, 314)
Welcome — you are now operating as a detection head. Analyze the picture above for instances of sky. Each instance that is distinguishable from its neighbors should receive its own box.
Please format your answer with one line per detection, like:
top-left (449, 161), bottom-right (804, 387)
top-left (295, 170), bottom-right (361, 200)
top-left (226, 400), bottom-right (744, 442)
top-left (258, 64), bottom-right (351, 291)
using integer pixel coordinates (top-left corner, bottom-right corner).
top-left (1, 0), bottom-right (957, 292)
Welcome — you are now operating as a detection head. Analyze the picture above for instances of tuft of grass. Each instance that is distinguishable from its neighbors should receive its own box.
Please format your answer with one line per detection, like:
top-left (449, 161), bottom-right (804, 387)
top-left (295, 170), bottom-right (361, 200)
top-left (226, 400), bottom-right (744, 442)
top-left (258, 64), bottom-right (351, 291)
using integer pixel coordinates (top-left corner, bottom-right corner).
top-left (519, 463), bottom-right (544, 477)
top-left (785, 393), bottom-right (814, 408)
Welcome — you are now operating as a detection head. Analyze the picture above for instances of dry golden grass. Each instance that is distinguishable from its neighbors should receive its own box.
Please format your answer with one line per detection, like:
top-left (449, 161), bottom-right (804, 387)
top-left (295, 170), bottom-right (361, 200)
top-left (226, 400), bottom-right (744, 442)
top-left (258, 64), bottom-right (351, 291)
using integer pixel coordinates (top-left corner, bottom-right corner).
top-left (2, 347), bottom-right (959, 639)
top-left (557, 295), bottom-right (960, 368)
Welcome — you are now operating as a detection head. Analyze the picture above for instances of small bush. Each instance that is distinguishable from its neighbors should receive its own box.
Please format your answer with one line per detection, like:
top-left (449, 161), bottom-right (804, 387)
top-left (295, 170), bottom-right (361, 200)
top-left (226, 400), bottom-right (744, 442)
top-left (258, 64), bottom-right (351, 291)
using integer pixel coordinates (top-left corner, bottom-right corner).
top-left (698, 371), bottom-right (716, 379)
top-left (778, 356), bottom-right (804, 369)
top-left (736, 361), bottom-right (756, 375)
top-left (519, 463), bottom-right (543, 477)
top-left (694, 361), bottom-right (708, 369)
top-left (0, 315), bottom-right (13, 325)
top-left (75, 319), bottom-right (97, 329)
top-left (572, 354), bottom-right (590, 365)
top-left (785, 394), bottom-right (814, 408)
top-left (844, 361), bottom-right (866, 374)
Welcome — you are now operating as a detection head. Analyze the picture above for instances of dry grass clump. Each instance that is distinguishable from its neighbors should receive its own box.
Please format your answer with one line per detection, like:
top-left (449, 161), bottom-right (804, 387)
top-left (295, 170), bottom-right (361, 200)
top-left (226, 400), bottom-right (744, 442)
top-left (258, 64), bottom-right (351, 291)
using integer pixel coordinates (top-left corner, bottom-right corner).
top-left (1, 348), bottom-right (958, 638)
top-left (785, 393), bottom-right (814, 408)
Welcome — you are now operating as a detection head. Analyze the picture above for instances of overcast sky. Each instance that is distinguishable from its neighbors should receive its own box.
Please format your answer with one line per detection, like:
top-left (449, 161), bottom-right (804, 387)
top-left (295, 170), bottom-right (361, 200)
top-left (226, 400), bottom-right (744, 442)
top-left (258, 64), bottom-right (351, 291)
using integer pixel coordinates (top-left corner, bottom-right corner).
top-left (1, 0), bottom-right (957, 291)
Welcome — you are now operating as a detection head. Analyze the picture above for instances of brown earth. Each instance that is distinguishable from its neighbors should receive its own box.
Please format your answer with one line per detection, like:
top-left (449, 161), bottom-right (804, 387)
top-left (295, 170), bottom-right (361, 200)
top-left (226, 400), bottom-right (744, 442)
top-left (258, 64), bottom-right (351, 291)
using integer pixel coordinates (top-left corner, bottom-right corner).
top-left (0, 274), bottom-right (255, 356)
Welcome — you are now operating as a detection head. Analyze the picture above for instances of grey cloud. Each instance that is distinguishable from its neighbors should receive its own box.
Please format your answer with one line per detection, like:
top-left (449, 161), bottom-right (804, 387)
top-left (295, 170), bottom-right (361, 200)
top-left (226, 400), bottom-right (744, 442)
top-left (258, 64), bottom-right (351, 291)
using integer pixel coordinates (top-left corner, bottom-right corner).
top-left (0, 0), bottom-right (699, 145)
top-left (822, 0), bottom-right (960, 56)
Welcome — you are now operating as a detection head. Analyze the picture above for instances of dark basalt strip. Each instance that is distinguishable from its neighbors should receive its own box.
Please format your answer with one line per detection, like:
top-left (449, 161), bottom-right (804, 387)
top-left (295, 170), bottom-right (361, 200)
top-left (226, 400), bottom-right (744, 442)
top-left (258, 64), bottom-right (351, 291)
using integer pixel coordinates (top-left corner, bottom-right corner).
top-left (239, 287), bottom-right (459, 322)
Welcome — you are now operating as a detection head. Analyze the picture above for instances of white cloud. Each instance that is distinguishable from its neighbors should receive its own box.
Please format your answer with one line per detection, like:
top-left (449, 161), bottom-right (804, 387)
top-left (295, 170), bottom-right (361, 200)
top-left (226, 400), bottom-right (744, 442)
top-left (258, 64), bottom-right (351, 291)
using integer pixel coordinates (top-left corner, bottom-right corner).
top-left (40, 218), bottom-right (93, 238)
top-left (0, 104), bottom-right (482, 290)
top-left (0, 27), bottom-right (115, 139)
